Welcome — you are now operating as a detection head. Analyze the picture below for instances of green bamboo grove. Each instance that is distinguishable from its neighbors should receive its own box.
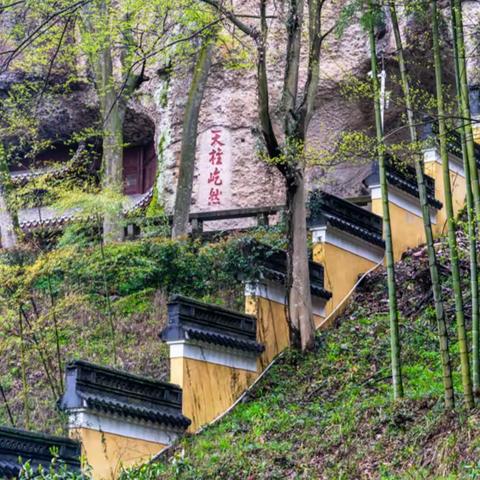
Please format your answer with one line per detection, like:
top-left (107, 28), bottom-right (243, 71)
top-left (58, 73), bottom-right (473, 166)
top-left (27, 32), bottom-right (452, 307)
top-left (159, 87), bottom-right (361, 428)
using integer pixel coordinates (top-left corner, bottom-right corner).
top-left (366, 0), bottom-right (480, 409)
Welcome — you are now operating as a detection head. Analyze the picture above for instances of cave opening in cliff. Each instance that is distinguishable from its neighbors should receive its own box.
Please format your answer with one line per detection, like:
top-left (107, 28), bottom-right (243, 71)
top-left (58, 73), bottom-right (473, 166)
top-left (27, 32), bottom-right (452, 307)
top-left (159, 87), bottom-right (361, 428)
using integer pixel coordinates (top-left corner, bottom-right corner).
top-left (7, 108), bottom-right (157, 197)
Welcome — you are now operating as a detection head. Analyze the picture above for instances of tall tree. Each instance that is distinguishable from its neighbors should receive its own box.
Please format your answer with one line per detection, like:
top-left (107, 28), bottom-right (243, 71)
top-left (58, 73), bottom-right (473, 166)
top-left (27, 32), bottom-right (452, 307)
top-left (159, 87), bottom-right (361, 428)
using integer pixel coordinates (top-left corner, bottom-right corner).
top-left (451, 0), bottom-right (480, 394)
top-left (431, 0), bottom-right (474, 408)
top-left (389, 1), bottom-right (454, 407)
top-left (200, 0), bottom-right (331, 350)
top-left (367, 0), bottom-right (403, 399)
top-left (79, 0), bottom-right (149, 243)
top-left (172, 35), bottom-right (215, 238)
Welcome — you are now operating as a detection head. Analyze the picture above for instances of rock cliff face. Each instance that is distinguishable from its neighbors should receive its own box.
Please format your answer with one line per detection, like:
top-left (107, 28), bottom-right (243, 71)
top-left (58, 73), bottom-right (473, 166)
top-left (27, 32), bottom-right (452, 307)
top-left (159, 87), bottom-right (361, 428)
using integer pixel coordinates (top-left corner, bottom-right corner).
top-left (2, 1), bottom-right (479, 214)
top-left (136, 0), bottom-right (461, 213)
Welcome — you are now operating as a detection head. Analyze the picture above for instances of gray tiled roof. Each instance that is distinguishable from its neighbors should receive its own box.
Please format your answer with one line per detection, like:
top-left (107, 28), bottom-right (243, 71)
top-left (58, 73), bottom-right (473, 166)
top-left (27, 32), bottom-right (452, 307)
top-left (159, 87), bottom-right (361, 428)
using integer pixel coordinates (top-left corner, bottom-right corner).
top-left (240, 239), bottom-right (332, 300)
top-left (308, 190), bottom-right (385, 248)
top-left (0, 426), bottom-right (81, 478)
top-left (162, 295), bottom-right (265, 353)
top-left (58, 360), bottom-right (191, 430)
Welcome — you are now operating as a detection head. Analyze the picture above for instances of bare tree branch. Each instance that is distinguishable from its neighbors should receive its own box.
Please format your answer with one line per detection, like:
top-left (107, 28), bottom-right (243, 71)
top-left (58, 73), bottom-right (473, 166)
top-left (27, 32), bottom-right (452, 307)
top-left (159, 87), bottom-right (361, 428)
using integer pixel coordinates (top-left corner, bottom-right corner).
top-left (0, 0), bottom-right (91, 73)
top-left (201, 0), bottom-right (258, 37)
top-left (257, 0), bottom-right (281, 160)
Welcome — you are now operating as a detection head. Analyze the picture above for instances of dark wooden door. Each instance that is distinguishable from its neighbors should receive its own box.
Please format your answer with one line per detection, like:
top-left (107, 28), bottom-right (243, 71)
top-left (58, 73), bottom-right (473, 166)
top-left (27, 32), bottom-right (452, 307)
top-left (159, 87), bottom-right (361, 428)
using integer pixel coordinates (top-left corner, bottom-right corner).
top-left (123, 146), bottom-right (143, 194)
top-left (142, 142), bottom-right (157, 192)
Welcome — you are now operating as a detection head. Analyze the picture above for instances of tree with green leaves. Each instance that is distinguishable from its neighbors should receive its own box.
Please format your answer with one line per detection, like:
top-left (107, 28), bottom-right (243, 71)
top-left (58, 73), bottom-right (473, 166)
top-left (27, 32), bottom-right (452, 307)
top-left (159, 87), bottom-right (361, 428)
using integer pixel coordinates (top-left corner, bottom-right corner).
top-left (199, 0), bottom-right (333, 350)
top-left (78, 0), bottom-right (160, 243)
top-left (431, 0), bottom-right (474, 408)
top-left (2, 0), bottom-right (215, 244)
top-left (389, 0), bottom-right (454, 408)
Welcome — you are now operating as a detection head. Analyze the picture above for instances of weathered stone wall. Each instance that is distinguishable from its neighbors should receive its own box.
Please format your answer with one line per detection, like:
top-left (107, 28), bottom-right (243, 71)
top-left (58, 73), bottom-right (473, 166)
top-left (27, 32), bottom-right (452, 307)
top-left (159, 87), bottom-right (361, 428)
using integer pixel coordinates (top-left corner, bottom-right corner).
top-left (136, 0), bottom-right (453, 213)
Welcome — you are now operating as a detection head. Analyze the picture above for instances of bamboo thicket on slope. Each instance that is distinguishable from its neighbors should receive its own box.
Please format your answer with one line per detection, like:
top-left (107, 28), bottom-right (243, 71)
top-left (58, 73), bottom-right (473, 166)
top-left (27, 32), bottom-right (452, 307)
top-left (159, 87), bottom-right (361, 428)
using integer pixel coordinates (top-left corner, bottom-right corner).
top-left (431, 0), bottom-right (474, 408)
top-left (389, 0), bottom-right (454, 409)
top-left (367, 0), bottom-right (403, 399)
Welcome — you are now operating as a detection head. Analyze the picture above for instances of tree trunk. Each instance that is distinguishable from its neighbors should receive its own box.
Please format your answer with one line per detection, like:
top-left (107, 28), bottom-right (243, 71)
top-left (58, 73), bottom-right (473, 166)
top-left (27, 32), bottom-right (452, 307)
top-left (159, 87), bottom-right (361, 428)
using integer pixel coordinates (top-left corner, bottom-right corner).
top-left (172, 38), bottom-right (214, 238)
top-left (389, 1), bottom-right (454, 408)
top-left (203, 0), bottom-right (321, 351)
top-left (286, 166), bottom-right (314, 351)
top-left (432, 0), bottom-right (474, 408)
top-left (81, 0), bottom-right (126, 244)
top-left (100, 47), bottom-right (126, 244)
top-left (451, 0), bottom-right (480, 395)
top-left (368, 1), bottom-right (404, 399)
top-left (0, 144), bottom-right (18, 249)
top-left (257, 1), bottom-right (314, 351)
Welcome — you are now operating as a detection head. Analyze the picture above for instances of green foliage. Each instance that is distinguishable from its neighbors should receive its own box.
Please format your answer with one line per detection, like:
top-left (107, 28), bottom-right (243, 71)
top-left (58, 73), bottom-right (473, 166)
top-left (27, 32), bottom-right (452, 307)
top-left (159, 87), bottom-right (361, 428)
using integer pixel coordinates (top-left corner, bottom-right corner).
top-left (0, 231), bottom-right (284, 432)
top-left (119, 230), bottom-right (480, 479)
top-left (18, 450), bottom-right (88, 480)
top-left (126, 310), bottom-right (472, 479)
top-left (335, 0), bottom-right (384, 39)
top-left (33, 237), bottom-right (254, 300)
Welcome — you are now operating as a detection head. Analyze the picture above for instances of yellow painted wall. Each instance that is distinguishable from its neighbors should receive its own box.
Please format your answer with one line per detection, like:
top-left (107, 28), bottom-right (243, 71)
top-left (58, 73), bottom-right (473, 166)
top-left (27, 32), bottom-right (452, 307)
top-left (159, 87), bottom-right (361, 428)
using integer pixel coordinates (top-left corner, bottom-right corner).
top-left (170, 356), bottom-right (257, 431)
top-left (313, 242), bottom-right (377, 325)
top-left (371, 198), bottom-right (426, 261)
top-left (246, 295), bottom-right (290, 370)
top-left (473, 127), bottom-right (480, 145)
top-left (424, 160), bottom-right (466, 237)
top-left (69, 428), bottom-right (165, 480)
top-left (245, 294), bottom-right (323, 369)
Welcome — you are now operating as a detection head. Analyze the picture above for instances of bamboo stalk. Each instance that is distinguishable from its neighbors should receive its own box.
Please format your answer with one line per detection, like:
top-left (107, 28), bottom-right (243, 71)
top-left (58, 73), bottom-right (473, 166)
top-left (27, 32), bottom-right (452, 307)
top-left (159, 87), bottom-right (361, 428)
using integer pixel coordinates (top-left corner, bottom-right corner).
top-left (451, 0), bottom-right (480, 221)
top-left (18, 308), bottom-right (30, 429)
top-left (389, 0), bottom-right (454, 408)
top-left (451, 0), bottom-right (480, 395)
top-left (368, 0), bottom-right (403, 399)
top-left (432, 0), bottom-right (474, 408)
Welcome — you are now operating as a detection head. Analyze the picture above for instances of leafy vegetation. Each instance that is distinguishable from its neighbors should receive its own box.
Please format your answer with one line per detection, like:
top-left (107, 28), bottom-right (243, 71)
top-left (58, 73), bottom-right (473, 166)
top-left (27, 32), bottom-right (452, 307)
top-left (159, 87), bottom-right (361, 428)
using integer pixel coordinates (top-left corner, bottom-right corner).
top-left (119, 237), bottom-right (480, 480)
top-left (18, 451), bottom-right (88, 480)
top-left (0, 228), bottom-right (283, 434)
top-left (1, 0), bottom-right (480, 477)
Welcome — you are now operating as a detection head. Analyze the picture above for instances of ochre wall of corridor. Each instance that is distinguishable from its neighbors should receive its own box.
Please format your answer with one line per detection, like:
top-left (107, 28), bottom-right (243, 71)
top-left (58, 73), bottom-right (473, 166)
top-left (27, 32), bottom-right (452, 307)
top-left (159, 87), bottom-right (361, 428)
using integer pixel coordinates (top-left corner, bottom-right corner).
top-left (170, 357), bottom-right (257, 431)
top-left (70, 428), bottom-right (165, 480)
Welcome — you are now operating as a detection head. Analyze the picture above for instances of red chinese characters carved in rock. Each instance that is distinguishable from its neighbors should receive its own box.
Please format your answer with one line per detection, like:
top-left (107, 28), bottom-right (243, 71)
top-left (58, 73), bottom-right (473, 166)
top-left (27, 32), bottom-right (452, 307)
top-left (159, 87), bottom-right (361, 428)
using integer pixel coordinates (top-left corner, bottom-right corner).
top-left (208, 188), bottom-right (221, 205)
top-left (208, 167), bottom-right (223, 186)
top-left (207, 129), bottom-right (225, 206)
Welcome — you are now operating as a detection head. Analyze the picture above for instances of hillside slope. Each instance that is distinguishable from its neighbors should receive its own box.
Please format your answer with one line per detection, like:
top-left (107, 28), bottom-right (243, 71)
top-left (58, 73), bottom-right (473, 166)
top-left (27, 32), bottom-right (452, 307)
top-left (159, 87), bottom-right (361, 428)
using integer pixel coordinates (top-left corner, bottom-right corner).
top-left (0, 234), bottom-right (264, 433)
top-left (126, 233), bottom-right (480, 480)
